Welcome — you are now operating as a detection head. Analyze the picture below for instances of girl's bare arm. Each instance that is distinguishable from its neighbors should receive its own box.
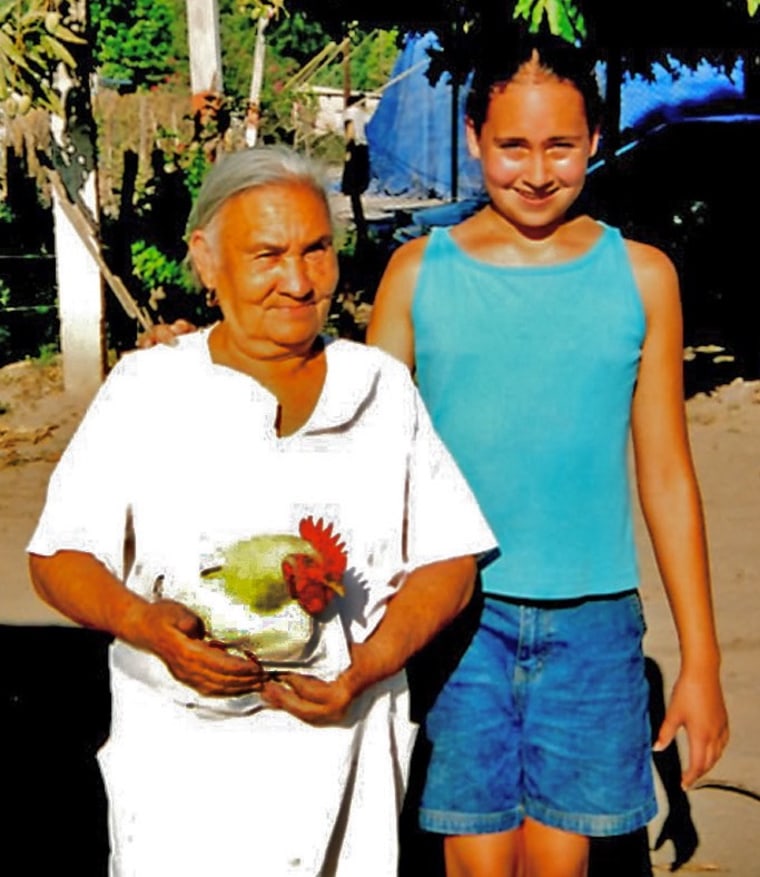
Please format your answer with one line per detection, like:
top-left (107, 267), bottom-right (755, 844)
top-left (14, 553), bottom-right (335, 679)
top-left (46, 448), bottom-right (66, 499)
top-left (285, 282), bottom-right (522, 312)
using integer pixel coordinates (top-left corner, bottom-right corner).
top-left (628, 240), bottom-right (729, 786)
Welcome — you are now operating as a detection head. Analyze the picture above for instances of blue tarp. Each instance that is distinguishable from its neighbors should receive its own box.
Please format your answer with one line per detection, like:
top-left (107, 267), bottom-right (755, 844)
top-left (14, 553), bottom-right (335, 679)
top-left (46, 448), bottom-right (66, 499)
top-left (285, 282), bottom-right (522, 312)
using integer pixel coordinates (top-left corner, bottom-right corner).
top-left (616, 57), bottom-right (744, 132)
top-left (366, 32), bottom-right (483, 199)
top-left (367, 33), bottom-right (746, 201)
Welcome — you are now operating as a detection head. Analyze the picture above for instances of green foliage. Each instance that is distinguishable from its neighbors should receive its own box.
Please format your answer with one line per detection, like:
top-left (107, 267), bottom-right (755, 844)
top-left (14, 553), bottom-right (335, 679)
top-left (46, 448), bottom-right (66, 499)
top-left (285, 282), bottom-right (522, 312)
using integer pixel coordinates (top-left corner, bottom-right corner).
top-left (131, 240), bottom-right (194, 297)
top-left (195, 2), bottom-right (324, 100)
top-left (137, 122), bottom-right (212, 205)
top-left (266, 8), bottom-right (333, 68)
top-left (748, 0), bottom-right (759, 15)
top-left (161, 0), bottom-right (190, 85)
top-left (207, 4), bottom-right (305, 143)
top-left (0, 199), bottom-right (14, 224)
top-left (312, 26), bottom-right (400, 93)
top-left (237, 0), bottom-right (288, 22)
top-left (31, 341), bottom-right (58, 365)
top-left (205, 2), bottom-right (310, 146)
top-left (219, 6), bottom-right (323, 103)
top-left (210, 5), bottom-right (397, 144)
top-left (352, 27), bottom-right (400, 92)
top-left (217, 0), bottom-right (264, 96)
top-left (513, 0), bottom-right (586, 41)
top-left (127, 236), bottom-right (217, 331)
top-left (0, 0), bottom-right (86, 114)
top-left (0, 277), bottom-right (11, 308)
top-left (90, 0), bottom-right (176, 90)
top-left (180, 143), bottom-right (214, 200)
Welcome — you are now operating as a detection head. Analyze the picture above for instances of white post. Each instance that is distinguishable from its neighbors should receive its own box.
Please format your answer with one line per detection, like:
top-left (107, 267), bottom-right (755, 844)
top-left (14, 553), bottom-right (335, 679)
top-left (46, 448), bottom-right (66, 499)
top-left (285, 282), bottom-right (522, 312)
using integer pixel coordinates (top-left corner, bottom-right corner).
top-left (245, 13), bottom-right (271, 147)
top-left (185, 0), bottom-right (223, 99)
top-left (52, 174), bottom-right (105, 399)
top-left (50, 8), bottom-right (105, 401)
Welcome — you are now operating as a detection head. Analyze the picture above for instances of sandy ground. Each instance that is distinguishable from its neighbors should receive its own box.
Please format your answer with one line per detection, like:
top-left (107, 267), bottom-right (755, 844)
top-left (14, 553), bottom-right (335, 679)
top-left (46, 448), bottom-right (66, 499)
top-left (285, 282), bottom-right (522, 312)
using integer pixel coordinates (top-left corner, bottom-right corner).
top-left (2, 356), bottom-right (759, 874)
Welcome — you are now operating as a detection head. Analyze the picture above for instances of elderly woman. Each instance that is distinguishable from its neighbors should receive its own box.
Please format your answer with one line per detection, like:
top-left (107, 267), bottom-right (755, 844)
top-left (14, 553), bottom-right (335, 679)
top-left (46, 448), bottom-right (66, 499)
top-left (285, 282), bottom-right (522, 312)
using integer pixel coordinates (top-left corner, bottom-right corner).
top-left (27, 146), bottom-right (496, 877)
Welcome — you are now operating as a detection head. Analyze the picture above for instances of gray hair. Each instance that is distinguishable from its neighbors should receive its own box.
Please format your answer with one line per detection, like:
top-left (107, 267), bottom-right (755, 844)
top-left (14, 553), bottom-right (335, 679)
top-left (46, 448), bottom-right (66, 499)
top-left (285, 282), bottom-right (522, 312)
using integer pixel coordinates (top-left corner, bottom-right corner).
top-left (186, 145), bottom-right (333, 237)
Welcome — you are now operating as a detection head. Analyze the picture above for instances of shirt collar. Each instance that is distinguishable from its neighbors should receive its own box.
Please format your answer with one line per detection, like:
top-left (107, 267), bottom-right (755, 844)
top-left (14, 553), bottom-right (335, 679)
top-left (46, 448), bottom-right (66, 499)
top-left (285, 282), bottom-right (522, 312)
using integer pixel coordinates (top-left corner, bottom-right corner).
top-left (188, 330), bottom-right (380, 435)
top-left (305, 338), bottom-right (381, 434)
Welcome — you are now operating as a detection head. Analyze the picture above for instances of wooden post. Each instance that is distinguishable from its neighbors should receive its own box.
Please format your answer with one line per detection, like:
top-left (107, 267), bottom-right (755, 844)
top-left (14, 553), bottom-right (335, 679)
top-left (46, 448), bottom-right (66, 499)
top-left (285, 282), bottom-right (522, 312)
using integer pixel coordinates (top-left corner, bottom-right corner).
top-left (449, 9), bottom-right (462, 203)
top-left (343, 38), bottom-right (351, 108)
top-left (246, 12), bottom-right (271, 148)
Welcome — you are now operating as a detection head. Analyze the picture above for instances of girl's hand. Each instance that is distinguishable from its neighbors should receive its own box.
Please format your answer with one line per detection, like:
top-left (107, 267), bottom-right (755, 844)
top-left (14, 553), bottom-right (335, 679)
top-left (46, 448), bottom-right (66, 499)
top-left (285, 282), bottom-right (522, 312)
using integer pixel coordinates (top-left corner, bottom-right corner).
top-left (654, 667), bottom-right (729, 788)
top-left (137, 319), bottom-right (197, 349)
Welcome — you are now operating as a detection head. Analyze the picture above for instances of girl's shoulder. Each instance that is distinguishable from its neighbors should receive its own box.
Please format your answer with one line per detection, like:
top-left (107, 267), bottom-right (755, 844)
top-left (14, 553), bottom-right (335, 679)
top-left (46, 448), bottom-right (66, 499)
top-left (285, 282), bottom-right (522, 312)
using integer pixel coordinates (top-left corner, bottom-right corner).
top-left (623, 237), bottom-right (678, 284)
top-left (384, 232), bottom-right (432, 278)
top-left (622, 237), bottom-right (680, 315)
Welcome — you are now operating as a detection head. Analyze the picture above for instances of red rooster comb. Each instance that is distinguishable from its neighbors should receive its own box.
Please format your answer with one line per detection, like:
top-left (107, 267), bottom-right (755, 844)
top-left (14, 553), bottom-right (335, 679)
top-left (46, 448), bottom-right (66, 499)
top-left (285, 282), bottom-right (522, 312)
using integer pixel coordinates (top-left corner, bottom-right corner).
top-left (298, 516), bottom-right (348, 580)
top-left (281, 517), bottom-right (348, 616)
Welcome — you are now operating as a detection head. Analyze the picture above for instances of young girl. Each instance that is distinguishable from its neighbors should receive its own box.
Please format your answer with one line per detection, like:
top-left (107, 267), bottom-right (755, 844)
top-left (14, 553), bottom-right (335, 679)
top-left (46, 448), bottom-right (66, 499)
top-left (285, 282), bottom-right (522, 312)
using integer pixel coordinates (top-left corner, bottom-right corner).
top-left (367, 35), bottom-right (729, 877)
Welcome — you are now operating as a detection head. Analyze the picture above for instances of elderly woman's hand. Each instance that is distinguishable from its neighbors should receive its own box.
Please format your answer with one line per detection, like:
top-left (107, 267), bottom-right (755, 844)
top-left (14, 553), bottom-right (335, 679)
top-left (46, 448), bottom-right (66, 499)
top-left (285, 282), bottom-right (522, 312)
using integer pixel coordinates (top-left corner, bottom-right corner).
top-left (134, 599), bottom-right (267, 697)
top-left (260, 671), bottom-right (357, 725)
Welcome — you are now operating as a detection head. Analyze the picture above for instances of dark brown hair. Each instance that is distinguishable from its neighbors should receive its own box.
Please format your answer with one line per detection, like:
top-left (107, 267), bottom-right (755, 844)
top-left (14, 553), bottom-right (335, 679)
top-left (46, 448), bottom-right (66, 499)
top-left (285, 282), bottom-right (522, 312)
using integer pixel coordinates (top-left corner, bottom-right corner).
top-left (465, 33), bottom-right (603, 136)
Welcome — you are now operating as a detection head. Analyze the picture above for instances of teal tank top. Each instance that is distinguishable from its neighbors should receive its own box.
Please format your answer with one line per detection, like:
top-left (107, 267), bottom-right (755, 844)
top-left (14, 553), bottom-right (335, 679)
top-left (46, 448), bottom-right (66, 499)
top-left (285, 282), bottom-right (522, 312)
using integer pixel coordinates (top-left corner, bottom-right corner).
top-left (412, 223), bottom-right (646, 599)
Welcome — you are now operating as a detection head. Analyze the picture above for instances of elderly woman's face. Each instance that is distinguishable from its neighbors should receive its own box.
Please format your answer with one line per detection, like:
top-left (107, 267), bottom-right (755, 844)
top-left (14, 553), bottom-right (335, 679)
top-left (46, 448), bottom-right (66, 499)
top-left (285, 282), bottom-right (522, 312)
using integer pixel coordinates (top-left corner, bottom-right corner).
top-left (192, 181), bottom-right (338, 355)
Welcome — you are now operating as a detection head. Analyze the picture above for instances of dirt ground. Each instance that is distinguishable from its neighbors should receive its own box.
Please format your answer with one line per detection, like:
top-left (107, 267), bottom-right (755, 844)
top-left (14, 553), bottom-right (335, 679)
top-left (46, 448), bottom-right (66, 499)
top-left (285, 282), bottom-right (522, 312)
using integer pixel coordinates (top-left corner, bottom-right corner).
top-left (2, 355), bottom-right (759, 874)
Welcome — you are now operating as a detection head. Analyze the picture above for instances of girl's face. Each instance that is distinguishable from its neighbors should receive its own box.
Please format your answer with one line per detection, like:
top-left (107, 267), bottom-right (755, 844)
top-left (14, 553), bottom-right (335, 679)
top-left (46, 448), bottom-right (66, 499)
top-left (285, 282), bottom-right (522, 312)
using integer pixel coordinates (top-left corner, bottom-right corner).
top-left (466, 73), bottom-right (599, 234)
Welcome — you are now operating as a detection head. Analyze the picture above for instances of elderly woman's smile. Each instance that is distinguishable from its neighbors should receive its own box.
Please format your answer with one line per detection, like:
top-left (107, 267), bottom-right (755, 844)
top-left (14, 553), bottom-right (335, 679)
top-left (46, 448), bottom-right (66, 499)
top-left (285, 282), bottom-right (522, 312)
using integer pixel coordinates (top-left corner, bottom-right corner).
top-left (191, 181), bottom-right (339, 360)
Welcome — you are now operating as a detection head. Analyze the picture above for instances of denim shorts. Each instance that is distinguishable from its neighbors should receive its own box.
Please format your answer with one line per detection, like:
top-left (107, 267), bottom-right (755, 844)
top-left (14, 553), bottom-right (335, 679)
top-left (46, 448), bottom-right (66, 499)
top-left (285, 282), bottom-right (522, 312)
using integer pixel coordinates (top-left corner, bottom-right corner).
top-left (419, 590), bottom-right (657, 837)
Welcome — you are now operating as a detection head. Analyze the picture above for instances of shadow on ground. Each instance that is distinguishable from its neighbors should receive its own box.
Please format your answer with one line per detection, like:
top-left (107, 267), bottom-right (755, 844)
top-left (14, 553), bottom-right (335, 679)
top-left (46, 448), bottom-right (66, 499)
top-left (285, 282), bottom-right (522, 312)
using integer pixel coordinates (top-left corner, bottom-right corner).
top-left (1, 625), bottom-right (112, 875)
top-left (3, 622), bottom-right (663, 877)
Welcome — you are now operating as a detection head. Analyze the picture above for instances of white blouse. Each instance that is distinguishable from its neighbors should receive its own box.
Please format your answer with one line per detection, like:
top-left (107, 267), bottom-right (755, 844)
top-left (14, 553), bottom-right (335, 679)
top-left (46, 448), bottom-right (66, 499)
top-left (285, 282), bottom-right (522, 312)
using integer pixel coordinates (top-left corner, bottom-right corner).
top-left (28, 332), bottom-right (496, 876)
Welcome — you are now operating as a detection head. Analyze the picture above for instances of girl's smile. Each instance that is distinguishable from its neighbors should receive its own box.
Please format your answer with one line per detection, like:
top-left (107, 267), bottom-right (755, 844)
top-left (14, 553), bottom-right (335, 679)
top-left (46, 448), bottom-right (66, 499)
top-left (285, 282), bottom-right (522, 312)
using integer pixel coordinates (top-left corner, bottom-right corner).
top-left (466, 74), bottom-right (599, 235)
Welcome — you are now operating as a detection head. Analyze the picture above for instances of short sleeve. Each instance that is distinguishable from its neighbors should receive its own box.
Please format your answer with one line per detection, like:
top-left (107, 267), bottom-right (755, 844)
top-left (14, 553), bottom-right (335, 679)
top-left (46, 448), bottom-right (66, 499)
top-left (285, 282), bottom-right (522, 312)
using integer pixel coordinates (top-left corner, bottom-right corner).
top-left (27, 356), bottom-right (139, 578)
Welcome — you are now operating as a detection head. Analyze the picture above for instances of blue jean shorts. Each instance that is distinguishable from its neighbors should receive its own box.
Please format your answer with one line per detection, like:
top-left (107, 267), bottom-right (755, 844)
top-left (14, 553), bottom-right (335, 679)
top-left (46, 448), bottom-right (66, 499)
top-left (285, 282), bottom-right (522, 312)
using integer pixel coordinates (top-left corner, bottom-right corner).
top-left (419, 590), bottom-right (657, 837)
